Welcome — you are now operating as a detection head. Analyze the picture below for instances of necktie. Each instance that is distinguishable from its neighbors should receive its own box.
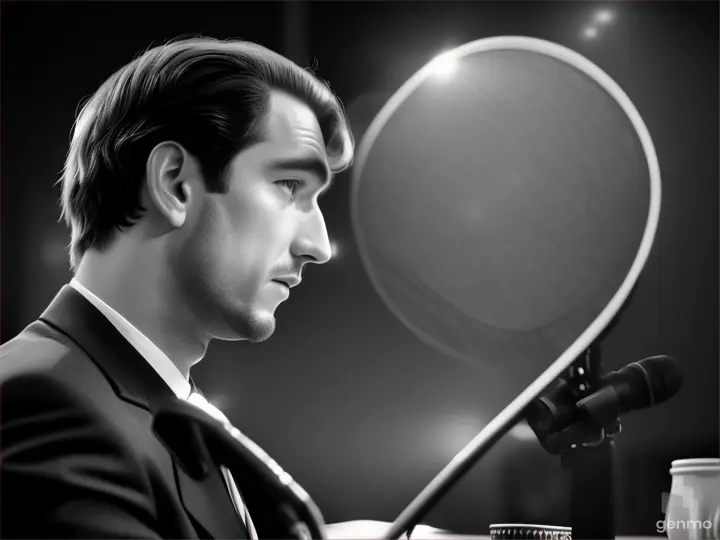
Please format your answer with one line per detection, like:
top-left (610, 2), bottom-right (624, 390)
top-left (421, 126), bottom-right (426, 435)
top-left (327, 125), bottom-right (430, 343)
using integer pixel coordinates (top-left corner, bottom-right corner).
top-left (187, 392), bottom-right (259, 540)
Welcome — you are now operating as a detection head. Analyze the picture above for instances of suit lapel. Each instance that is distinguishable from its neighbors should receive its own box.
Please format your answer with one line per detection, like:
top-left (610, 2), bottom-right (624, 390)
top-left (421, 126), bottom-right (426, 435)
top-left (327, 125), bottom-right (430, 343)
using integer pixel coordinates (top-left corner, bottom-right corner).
top-left (176, 465), bottom-right (249, 539)
top-left (39, 285), bottom-right (249, 540)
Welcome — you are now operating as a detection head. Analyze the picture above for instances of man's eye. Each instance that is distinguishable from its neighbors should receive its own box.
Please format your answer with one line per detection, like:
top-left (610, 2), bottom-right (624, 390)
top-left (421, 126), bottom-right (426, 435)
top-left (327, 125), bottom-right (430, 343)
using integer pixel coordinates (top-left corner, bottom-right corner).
top-left (276, 179), bottom-right (304, 195)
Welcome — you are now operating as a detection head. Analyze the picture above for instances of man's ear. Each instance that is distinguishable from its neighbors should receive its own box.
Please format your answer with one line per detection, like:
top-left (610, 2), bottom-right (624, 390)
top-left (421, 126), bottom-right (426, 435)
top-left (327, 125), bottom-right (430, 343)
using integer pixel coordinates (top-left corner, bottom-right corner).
top-left (145, 141), bottom-right (198, 228)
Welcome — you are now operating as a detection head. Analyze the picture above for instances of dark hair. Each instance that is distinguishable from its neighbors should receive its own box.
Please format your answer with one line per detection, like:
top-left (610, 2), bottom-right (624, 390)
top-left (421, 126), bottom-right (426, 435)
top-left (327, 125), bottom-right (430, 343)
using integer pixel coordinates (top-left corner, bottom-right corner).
top-left (59, 36), bottom-right (354, 271)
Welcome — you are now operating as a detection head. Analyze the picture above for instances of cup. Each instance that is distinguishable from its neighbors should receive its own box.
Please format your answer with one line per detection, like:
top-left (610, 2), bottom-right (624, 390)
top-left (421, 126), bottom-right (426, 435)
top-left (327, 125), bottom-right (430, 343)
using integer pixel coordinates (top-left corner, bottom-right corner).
top-left (664, 458), bottom-right (720, 540)
top-left (489, 523), bottom-right (571, 539)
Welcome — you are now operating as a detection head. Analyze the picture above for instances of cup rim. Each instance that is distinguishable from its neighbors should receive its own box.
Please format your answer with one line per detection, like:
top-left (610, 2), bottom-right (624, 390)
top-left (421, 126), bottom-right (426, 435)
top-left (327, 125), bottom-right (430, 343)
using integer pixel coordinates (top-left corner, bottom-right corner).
top-left (671, 458), bottom-right (720, 468)
top-left (489, 524), bottom-right (572, 531)
top-left (671, 466), bottom-right (720, 475)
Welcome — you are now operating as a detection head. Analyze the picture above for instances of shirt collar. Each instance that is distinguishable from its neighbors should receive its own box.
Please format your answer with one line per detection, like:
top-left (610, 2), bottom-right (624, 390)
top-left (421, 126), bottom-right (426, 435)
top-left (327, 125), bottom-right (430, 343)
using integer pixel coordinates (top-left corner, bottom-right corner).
top-left (69, 278), bottom-right (193, 401)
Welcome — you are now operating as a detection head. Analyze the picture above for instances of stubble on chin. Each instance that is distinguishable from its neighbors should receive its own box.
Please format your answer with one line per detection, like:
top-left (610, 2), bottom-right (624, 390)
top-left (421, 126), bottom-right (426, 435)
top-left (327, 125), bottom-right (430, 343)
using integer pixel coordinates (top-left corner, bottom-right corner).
top-left (215, 300), bottom-right (277, 343)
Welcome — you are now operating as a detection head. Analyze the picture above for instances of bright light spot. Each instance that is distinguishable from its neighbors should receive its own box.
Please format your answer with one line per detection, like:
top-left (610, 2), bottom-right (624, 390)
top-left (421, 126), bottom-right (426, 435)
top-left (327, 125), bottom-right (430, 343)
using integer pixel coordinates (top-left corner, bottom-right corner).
top-left (429, 51), bottom-right (459, 80)
top-left (279, 471), bottom-right (294, 485)
top-left (330, 240), bottom-right (340, 259)
top-left (432, 413), bottom-right (485, 458)
top-left (208, 395), bottom-right (228, 411)
top-left (582, 26), bottom-right (599, 40)
top-left (594, 9), bottom-right (615, 24)
top-left (509, 421), bottom-right (537, 442)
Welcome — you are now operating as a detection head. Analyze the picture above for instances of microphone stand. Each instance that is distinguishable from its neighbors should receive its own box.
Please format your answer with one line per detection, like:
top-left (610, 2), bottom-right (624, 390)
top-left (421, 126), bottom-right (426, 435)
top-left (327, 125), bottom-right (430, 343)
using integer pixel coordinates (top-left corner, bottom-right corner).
top-left (534, 340), bottom-right (622, 540)
top-left (563, 342), bottom-right (618, 540)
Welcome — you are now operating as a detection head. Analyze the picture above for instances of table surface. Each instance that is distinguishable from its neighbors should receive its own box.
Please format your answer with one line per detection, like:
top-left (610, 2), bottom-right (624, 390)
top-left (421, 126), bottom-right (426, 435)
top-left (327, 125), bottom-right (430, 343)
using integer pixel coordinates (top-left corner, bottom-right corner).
top-left (326, 520), bottom-right (667, 540)
top-left (324, 521), bottom-right (665, 539)
top-left (413, 532), bottom-right (663, 539)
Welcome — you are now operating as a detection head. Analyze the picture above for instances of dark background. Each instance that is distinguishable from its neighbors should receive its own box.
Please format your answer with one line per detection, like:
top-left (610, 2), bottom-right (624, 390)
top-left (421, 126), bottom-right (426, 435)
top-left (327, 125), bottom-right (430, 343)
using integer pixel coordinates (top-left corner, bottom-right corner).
top-left (1, 1), bottom-right (718, 535)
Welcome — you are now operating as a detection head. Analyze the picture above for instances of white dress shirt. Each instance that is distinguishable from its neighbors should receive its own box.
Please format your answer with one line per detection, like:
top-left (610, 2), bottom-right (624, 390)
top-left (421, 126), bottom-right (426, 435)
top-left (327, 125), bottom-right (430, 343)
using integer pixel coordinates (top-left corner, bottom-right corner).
top-left (69, 278), bottom-right (258, 539)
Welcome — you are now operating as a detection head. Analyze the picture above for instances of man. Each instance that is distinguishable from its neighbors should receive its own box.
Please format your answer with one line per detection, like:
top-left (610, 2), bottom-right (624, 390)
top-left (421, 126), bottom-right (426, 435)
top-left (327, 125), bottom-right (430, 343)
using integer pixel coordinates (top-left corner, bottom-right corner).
top-left (0, 36), bottom-right (353, 539)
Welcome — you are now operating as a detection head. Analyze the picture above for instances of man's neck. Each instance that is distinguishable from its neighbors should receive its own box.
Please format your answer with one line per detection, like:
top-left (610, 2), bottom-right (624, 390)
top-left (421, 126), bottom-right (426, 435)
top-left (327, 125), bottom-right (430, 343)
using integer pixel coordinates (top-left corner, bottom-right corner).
top-left (74, 250), bottom-right (209, 378)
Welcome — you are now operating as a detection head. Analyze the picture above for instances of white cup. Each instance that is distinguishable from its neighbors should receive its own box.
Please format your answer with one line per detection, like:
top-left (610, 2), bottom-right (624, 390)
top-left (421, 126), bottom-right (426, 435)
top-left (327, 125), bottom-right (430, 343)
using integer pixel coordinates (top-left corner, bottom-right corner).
top-left (664, 458), bottom-right (720, 540)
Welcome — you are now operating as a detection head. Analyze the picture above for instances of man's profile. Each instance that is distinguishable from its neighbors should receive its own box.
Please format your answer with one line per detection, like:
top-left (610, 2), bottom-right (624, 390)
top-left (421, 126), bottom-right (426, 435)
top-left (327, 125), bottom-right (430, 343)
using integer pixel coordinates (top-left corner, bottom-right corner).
top-left (0, 36), bottom-right (354, 539)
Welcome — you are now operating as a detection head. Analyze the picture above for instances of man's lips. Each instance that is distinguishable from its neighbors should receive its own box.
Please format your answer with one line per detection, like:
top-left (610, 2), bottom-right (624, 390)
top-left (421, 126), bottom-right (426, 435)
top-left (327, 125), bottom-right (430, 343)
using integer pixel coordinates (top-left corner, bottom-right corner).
top-left (271, 276), bottom-right (302, 288)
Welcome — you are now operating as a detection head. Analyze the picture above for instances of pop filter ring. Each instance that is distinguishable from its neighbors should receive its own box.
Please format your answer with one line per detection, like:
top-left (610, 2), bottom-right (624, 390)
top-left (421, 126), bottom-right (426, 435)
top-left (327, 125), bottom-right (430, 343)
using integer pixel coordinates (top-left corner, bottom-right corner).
top-left (350, 36), bottom-right (661, 539)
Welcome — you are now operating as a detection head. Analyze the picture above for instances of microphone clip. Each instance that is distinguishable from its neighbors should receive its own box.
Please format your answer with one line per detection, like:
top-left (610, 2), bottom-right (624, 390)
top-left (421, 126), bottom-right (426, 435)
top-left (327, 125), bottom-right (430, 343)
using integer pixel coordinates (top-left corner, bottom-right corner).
top-left (535, 404), bottom-right (623, 455)
top-left (528, 348), bottom-right (624, 455)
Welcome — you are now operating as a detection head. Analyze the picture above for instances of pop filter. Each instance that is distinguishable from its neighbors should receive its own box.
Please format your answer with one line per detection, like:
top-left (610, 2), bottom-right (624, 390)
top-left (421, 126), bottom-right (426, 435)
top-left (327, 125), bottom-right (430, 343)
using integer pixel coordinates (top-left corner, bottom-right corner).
top-left (350, 37), bottom-right (660, 537)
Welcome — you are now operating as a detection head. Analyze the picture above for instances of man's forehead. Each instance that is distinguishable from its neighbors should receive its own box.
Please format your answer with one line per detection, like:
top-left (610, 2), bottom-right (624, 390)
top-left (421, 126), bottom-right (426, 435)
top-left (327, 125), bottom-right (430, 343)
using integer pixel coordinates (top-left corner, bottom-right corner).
top-left (259, 91), bottom-right (329, 165)
top-left (266, 92), bottom-right (324, 141)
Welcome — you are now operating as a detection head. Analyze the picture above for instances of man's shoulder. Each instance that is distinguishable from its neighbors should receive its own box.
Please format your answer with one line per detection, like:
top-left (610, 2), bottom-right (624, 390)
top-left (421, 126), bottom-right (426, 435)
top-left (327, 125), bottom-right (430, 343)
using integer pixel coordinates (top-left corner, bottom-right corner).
top-left (1, 320), bottom-right (89, 384)
top-left (0, 320), bottom-right (158, 450)
top-left (0, 320), bottom-right (128, 420)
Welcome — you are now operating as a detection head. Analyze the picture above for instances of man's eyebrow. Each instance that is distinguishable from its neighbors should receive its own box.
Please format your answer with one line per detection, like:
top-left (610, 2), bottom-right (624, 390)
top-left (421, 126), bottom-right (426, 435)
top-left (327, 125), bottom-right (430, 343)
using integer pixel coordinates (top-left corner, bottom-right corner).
top-left (267, 156), bottom-right (332, 188)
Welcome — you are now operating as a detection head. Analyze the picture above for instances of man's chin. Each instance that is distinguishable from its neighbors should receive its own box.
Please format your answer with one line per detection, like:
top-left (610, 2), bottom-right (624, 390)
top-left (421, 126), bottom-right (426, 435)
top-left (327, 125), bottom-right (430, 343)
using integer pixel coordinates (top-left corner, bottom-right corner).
top-left (244, 314), bottom-right (276, 343)
top-left (216, 307), bottom-right (276, 343)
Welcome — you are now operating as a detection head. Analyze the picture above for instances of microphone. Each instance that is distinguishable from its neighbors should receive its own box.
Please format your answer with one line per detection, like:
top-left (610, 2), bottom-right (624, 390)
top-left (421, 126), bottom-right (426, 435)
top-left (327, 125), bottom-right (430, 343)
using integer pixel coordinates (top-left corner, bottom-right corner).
top-left (525, 355), bottom-right (682, 443)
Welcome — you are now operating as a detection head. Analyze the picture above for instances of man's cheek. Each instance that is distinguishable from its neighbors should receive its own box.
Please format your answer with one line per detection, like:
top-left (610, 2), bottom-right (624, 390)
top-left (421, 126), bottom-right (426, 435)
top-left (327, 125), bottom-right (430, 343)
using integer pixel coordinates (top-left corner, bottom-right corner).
top-left (234, 252), bottom-right (274, 301)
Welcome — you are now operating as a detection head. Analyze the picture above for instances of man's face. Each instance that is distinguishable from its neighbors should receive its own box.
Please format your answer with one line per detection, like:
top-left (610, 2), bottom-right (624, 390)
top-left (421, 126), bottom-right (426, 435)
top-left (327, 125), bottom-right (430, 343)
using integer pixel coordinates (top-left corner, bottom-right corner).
top-left (172, 90), bottom-right (334, 343)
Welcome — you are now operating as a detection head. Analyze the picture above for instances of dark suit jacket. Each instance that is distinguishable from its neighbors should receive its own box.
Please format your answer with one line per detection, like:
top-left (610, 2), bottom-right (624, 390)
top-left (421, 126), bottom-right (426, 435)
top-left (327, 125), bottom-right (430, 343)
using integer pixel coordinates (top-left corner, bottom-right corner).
top-left (0, 285), bottom-right (250, 539)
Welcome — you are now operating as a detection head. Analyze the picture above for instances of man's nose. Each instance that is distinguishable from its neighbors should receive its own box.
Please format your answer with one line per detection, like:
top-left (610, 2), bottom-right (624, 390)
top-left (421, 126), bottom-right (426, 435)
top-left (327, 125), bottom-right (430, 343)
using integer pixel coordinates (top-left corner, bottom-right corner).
top-left (290, 206), bottom-right (332, 265)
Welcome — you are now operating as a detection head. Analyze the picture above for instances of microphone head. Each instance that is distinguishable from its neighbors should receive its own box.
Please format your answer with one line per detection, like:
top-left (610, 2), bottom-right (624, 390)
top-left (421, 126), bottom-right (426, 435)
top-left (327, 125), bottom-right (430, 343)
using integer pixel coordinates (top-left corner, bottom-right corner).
top-left (635, 355), bottom-right (682, 403)
top-left (611, 355), bottom-right (682, 411)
